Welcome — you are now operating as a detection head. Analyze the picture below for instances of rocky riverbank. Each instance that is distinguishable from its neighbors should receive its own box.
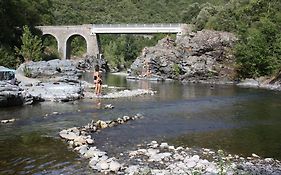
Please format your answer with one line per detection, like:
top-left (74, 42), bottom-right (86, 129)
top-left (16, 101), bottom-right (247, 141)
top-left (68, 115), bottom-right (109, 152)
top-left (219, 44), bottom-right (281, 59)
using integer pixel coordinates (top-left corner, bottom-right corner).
top-left (0, 55), bottom-right (156, 107)
top-left (129, 30), bottom-right (281, 91)
top-left (238, 76), bottom-right (281, 91)
top-left (130, 30), bottom-right (238, 83)
top-left (59, 117), bottom-right (281, 175)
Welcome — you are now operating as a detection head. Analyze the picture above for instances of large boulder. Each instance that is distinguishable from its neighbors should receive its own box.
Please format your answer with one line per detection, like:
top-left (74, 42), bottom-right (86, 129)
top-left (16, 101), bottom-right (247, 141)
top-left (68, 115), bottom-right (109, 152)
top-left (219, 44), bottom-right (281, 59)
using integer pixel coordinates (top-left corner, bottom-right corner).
top-left (130, 30), bottom-right (238, 83)
top-left (0, 81), bottom-right (23, 107)
top-left (0, 81), bottom-right (40, 107)
top-left (16, 59), bottom-right (82, 80)
top-left (23, 82), bottom-right (83, 102)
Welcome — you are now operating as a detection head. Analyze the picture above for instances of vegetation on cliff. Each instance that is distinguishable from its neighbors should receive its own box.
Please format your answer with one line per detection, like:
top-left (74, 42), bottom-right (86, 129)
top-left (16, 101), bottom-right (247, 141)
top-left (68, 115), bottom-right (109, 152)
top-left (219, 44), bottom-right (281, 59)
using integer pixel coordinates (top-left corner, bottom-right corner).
top-left (203, 0), bottom-right (281, 78)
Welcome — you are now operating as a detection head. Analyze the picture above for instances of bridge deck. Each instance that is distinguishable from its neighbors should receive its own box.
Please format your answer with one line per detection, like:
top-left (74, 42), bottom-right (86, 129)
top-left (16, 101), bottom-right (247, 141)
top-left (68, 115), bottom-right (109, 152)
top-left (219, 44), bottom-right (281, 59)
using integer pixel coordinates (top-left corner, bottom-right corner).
top-left (91, 23), bottom-right (183, 34)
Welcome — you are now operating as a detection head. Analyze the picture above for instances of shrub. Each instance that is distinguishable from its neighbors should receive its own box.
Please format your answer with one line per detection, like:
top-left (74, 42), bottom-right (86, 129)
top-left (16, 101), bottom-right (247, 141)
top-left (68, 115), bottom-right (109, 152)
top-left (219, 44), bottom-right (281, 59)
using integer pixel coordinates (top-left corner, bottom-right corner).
top-left (15, 25), bottom-right (43, 62)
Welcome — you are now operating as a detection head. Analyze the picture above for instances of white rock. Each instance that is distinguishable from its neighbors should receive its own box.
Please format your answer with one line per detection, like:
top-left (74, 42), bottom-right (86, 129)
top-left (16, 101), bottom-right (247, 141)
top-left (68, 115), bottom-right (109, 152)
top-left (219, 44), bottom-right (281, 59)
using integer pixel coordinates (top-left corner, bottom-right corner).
top-left (1, 120), bottom-right (9, 123)
top-left (78, 145), bottom-right (88, 155)
top-left (251, 153), bottom-right (260, 158)
top-left (89, 157), bottom-right (98, 169)
top-left (123, 115), bottom-right (130, 121)
top-left (168, 146), bottom-right (175, 150)
top-left (99, 155), bottom-right (108, 161)
top-left (151, 140), bottom-right (158, 144)
top-left (160, 142), bottom-right (169, 149)
top-left (137, 149), bottom-right (147, 155)
top-left (186, 160), bottom-right (196, 168)
top-left (125, 165), bottom-right (140, 174)
top-left (173, 153), bottom-right (184, 161)
top-left (109, 161), bottom-right (121, 172)
top-left (183, 156), bottom-right (191, 163)
top-left (190, 155), bottom-right (200, 162)
top-left (265, 158), bottom-right (274, 162)
top-left (84, 147), bottom-right (99, 158)
top-left (86, 138), bottom-right (94, 144)
top-left (68, 127), bottom-right (80, 135)
top-left (97, 160), bottom-right (109, 170)
top-left (176, 146), bottom-right (184, 151)
top-left (147, 148), bottom-right (159, 156)
top-left (61, 132), bottom-right (78, 140)
top-left (74, 136), bottom-right (87, 144)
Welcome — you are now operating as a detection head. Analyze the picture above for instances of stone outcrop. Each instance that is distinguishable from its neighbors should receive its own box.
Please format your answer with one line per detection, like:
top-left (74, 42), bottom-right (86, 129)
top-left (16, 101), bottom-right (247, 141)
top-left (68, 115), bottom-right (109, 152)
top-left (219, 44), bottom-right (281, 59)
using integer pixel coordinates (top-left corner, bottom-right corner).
top-left (130, 30), bottom-right (238, 83)
top-left (16, 59), bottom-right (82, 80)
top-left (11, 56), bottom-right (108, 104)
top-left (0, 81), bottom-right (24, 107)
top-left (238, 74), bottom-right (281, 91)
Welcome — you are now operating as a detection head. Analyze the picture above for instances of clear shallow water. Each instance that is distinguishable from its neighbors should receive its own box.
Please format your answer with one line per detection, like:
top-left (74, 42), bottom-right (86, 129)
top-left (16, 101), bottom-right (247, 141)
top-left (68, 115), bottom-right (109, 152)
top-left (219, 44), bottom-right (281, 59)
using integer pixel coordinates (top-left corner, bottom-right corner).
top-left (0, 73), bottom-right (281, 174)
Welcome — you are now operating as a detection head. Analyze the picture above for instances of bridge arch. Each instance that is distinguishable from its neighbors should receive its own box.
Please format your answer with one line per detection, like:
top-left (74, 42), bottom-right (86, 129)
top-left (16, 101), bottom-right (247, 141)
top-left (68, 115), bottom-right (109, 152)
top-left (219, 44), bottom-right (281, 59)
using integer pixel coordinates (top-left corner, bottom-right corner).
top-left (42, 33), bottom-right (59, 60)
top-left (37, 24), bottom-right (188, 60)
top-left (37, 25), bottom-right (99, 59)
top-left (66, 33), bottom-right (87, 59)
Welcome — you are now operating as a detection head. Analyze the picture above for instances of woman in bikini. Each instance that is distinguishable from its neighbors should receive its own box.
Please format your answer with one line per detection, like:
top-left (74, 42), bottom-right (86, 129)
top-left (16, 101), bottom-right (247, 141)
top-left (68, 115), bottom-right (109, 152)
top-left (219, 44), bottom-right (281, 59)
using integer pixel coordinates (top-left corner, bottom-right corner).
top-left (93, 65), bottom-right (102, 96)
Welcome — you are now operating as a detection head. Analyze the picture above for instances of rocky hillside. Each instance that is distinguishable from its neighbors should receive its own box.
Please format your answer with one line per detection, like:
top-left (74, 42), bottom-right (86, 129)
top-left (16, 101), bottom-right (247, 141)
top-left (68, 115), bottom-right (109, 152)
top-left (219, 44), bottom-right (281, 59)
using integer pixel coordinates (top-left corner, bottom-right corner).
top-left (130, 30), bottom-right (238, 83)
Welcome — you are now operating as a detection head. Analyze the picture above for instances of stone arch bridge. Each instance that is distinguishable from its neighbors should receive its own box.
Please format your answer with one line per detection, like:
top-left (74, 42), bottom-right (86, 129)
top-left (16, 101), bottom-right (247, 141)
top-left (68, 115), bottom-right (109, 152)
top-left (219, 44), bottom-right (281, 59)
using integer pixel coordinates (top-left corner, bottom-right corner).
top-left (37, 24), bottom-right (187, 59)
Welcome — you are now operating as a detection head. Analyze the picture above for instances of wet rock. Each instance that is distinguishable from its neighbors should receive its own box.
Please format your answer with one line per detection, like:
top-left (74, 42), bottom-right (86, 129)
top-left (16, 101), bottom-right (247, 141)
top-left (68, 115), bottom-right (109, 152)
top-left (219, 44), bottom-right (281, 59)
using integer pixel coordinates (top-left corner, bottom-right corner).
top-left (0, 81), bottom-right (24, 107)
top-left (104, 104), bottom-right (114, 109)
top-left (237, 78), bottom-right (260, 88)
top-left (96, 120), bottom-right (108, 129)
top-left (1, 118), bottom-right (16, 124)
top-left (99, 89), bottom-right (156, 99)
top-left (86, 138), bottom-right (94, 144)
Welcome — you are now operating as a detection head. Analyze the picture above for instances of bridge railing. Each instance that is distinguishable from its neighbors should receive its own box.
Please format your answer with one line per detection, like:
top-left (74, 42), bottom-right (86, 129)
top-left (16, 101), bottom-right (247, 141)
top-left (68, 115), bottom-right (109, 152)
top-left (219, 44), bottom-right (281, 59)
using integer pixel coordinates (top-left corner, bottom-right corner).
top-left (92, 23), bottom-right (183, 28)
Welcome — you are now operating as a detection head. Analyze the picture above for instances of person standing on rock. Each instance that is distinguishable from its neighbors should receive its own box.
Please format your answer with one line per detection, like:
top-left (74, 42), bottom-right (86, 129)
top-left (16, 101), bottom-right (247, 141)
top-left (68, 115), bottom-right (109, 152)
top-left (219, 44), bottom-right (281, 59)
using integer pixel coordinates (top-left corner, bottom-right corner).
top-left (93, 65), bottom-right (102, 96)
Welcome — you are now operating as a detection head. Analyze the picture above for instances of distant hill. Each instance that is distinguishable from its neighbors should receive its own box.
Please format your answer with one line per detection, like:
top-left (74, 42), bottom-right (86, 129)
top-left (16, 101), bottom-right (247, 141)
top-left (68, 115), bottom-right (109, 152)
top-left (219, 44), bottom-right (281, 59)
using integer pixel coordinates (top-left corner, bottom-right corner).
top-left (49, 0), bottom-right (226, 25)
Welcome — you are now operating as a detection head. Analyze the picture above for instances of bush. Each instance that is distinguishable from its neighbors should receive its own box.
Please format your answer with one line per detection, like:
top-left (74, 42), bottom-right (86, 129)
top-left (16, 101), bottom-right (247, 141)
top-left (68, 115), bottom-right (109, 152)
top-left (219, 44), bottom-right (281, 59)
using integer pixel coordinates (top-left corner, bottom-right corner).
top-left (0, 46), bottom-right (18, 68)
top-left (15, 25), bottom-right (43, 62)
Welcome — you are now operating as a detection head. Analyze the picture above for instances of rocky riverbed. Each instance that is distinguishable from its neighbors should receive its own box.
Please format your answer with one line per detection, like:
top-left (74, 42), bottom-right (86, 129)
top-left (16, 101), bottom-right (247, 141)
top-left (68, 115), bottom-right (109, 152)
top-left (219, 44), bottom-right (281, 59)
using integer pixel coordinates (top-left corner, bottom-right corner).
top-left (59, 115), bottom-right (281, 175)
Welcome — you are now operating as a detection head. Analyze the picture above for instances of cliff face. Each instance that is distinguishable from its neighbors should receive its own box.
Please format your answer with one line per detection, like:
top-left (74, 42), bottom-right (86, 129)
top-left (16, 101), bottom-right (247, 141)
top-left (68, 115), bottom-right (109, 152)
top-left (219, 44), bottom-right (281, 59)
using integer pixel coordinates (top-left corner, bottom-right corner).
top-left (130, 30), bottom-right (238, 83)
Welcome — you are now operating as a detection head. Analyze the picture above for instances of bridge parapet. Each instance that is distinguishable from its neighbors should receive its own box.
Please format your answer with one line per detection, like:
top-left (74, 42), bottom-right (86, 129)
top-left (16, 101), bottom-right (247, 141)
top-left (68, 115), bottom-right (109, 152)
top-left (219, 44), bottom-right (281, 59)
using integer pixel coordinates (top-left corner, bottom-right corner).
top-left (92, 23), bottom-right (183, 28)
top-left (91, 23), bottom-right (184, 35)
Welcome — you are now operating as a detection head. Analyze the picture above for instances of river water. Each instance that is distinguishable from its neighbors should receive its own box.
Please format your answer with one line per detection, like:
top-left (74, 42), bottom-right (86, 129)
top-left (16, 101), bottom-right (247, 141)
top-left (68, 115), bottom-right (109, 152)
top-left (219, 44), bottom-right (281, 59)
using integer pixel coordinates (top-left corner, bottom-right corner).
top-left (0, 74), bottom-right (281, 174)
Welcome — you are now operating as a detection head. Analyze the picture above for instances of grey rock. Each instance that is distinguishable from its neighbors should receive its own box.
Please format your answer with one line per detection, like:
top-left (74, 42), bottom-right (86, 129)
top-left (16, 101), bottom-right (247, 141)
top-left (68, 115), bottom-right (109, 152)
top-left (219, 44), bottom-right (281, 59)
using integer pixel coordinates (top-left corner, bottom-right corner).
top-left (109, 161), bottom-right (121, 172)
top-left (96, 160), bottom-right (109, 170)
top-left (130, 30), bottom-right (237, 83)
top-left (237, 78), bottom-right (260, 88)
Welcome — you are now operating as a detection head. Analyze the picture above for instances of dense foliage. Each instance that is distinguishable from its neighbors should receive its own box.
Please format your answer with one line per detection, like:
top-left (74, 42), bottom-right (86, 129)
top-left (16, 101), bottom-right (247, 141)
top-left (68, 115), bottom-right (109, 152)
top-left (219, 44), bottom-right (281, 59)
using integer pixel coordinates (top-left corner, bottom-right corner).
top-left (15, 26), bottom-right (43, 62)
top-left (203, 0), bottom-right (281, 78)
top-left (0, 0), bottom-right (52, 68)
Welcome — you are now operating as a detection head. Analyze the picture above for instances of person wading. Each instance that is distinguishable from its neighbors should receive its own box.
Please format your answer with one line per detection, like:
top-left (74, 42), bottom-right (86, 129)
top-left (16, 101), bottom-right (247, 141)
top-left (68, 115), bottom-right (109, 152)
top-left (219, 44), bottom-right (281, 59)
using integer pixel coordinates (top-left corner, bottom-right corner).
top-left (93, 65), bottom-right (102, 96)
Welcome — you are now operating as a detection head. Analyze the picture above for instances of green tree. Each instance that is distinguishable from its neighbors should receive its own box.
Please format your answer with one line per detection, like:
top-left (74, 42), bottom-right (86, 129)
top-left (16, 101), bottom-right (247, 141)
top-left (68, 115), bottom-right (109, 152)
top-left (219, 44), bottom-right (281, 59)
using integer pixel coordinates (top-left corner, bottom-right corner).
top-left (15, 26), bottom-right (43, 62)
top-left (181, 3), bottom-right (201, 24)
top-left (0, 46), bottom-right (18, 68)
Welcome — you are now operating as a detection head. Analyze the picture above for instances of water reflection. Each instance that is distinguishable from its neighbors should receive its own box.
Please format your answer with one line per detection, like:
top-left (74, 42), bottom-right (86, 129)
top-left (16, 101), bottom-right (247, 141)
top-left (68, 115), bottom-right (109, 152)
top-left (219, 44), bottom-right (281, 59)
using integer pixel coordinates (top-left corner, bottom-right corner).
top-left (0, 73), bottom-right (281, 174)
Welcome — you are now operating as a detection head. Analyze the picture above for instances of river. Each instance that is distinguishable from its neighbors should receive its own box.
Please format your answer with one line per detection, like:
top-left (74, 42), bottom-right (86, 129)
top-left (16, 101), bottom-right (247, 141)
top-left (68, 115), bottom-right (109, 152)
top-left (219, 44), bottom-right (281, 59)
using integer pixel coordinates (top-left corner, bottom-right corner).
top-left (0, 73), bottom-right (280, 174)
